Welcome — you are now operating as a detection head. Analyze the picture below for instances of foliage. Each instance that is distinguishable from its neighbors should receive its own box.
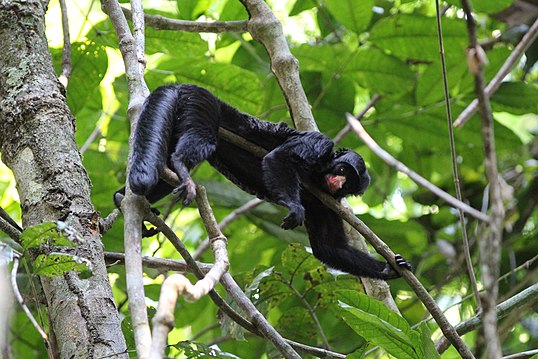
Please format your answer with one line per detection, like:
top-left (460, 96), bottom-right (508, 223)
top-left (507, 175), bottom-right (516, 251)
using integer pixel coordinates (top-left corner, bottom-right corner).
top-left (20, 222), bottom-right (92, 278)
top-left (2, 0), bottom-right (537, 358)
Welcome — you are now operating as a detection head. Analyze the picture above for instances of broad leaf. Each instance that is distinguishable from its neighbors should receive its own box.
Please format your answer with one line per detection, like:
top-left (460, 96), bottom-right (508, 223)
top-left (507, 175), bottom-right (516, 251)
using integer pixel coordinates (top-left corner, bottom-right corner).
top-left (325, 0), bottom-right (374, 34)
top-left (20, 222), bottom-right (77, 249)
top-left (369, 14), bottom-right (467, 62)
top-left (33, 253), bottom-right (92, 277)
top-left (338, 290), bottom-right (424, 359)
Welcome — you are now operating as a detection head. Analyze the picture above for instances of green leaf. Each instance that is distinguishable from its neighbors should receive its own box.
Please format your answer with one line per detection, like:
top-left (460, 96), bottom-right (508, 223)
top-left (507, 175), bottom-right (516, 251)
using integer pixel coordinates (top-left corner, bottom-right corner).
top-left (33, 253), bottom-right (92, 277)
top-left (446, 0), bottom-right (513, 13)
top-left (66, 40), bottom-right (108, 116)
top-left (220, 0), bottom-right (248, 21)
top-left (290, 0), bottom-right (315, 16)
top-left (20, 222), bottom-right (76, 249)
top-left (281, 243), bottom-right (323, 275)
top-left (176, 0), bottom-right (211, 20)
top-left (417, 322), bottom-right (441, 359)
top-left (491, 82), bottom-right (538, 115)
top-left (172, 340), bottom-right (238, 358)
top-left (144, 28), bottom-right (207, 58)
top-left (294, 45), bottom-right (415, 94)
top-left (338, 290), bottom-right (423, 359)
top-left (148, 61), bottom-right (263, 115)
top-left (344, 48), bottom-right (415, 94)
top-left (416, 57), bottom-right (468, 105)
top-left (369, 14), bottom-right (467, 62)
top-left (325, 0), bottom-right (374, 34)
top-left (244, 267), bottom-right (274, 296)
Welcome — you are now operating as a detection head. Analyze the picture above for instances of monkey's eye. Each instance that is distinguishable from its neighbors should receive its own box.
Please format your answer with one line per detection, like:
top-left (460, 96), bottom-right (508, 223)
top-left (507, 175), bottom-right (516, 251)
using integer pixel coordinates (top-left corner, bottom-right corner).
top-left (334, 165), bottom-right (347, 175)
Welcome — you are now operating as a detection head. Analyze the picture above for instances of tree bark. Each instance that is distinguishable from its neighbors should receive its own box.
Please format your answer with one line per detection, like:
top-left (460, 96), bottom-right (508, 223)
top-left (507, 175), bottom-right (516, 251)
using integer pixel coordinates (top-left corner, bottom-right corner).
top-left (0, 1), bottom-right (127, 358)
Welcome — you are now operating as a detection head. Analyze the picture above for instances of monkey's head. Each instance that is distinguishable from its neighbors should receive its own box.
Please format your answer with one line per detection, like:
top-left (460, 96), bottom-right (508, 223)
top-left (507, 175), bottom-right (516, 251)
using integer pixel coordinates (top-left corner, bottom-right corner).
top-left (323, 149), bottom-right (370, 198)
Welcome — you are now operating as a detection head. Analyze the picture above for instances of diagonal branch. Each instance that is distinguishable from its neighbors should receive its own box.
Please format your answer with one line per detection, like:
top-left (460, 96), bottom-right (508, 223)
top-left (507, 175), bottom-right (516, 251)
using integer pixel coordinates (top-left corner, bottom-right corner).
top-left (346, 115), bottom-right (489, 223)
top-left (453, 17), bottom-right (538, 128)
top-left (218, 124), bottom-right (474, 358)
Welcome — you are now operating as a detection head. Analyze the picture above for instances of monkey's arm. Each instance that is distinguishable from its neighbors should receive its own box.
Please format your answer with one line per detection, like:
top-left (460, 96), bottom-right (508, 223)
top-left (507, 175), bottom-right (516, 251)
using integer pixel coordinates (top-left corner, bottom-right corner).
top-left (261, 132), bottom-right (334, 229)
top-left (303, 195), bottom-right (412, 279)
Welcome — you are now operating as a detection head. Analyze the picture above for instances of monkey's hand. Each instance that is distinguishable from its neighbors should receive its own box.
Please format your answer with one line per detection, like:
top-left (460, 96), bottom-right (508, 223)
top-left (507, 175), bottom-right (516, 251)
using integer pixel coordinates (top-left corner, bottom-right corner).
top-left (280, 204), bottom-right (305, 230)
top-left (173, 176), bottom-right (196, 206)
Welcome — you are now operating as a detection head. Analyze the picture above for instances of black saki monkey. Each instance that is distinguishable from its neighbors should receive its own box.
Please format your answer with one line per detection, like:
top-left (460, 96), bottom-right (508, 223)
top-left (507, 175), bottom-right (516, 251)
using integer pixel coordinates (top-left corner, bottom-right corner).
top-left (116, 84), bottom-right (411, 280)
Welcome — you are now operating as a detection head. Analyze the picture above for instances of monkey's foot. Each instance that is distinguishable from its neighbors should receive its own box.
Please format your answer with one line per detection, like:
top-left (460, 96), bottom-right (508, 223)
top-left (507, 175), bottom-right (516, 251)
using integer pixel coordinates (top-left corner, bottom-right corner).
top-left (142, 225), bottom-right (160, 238)
top-left (380, 254), bottom-right (413, 280)
top-left (394, 254), bottom-right (413, 271)
top-left (173, 177), bottom-right (196, 206)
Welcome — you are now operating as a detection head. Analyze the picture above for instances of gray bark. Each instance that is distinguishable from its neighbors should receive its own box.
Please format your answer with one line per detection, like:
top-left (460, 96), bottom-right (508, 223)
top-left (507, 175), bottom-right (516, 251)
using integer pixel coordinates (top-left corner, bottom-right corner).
top-left (0, 1), bottom-right (128, 358)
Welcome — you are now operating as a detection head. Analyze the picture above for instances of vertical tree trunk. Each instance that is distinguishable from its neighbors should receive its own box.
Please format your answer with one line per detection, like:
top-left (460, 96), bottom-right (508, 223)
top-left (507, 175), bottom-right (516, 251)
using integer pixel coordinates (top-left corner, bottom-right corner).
top-left (0, 1), bottom-right (128, 358)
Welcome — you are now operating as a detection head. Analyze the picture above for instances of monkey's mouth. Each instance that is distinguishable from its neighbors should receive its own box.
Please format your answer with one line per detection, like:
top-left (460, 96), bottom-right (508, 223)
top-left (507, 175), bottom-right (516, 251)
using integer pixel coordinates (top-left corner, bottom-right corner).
top-left (325, 174), bottom-right (346, 193)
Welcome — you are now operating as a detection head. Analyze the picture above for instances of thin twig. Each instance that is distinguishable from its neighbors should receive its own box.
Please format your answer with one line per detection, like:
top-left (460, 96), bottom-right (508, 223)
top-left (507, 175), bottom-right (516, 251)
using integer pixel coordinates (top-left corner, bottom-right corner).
top-left (120, 7), bottom-right (248, 33)
top-left (58, 0), bottom-right (72, 86)
top-left (346, 114), bottom-right (489, 223)
top-left (434, 0), bottom-right (481, 311)
top-left (282, 277), bottom-right (330, 350)
top-left (435, 283), bottom-right (538, 353)
top-left (11, 258), bottom-right (50, 346)
top-left (333, 94), bottom-right (380, 145)
top-left (502, 349), bottom-right (538, 359)
top-left (453, 17), bottom-right (538, 128)
top-left (460, 1), bottom-right (505, 357)
top-left (192, 198), bottom-right (263, 260)
top-left (0, 207), bottom-right (23, 252)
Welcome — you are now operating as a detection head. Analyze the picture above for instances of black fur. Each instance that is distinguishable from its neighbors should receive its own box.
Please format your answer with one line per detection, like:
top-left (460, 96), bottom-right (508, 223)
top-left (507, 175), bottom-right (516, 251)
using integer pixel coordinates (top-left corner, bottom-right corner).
top-left (116, 84), bottom-right (412, 280)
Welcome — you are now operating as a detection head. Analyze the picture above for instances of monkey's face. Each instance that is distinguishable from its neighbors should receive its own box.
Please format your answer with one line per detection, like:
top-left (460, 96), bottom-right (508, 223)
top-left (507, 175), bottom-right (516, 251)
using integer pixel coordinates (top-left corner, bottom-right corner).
top-left (324, 150), bottom-right (370, 198)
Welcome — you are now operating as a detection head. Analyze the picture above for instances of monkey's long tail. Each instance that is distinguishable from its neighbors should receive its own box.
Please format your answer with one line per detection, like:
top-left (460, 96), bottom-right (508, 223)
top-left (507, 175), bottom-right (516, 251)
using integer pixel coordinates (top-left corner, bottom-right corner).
top-left (128, 85), bottom-right (181, 195)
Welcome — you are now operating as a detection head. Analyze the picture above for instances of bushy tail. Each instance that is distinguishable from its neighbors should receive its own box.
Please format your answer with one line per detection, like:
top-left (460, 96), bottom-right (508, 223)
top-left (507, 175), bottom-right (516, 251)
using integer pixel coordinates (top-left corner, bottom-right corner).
top-left (129, 85), bottom-right (181, 195)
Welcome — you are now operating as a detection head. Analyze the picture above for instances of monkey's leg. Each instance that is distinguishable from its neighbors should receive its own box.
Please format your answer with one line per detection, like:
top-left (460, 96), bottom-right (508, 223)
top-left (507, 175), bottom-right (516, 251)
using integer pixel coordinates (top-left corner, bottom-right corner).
top-left (169, 130), bottom-right (217, 205)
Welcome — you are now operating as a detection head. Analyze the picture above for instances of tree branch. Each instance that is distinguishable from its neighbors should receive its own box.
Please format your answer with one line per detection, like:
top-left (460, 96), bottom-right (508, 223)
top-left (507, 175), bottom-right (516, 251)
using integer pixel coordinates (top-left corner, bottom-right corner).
top-left (436, 283), bottom-right (538, 353)
top-left (150, 185), bottom-right (230, 358)
top-left (100, 0), bottom-right (151, 356)
top-left (461, 1), bottom-right (505, 357)
top-left (121, 6), bottom-right (248, 33)
top-left (58, 0), bottom-right (71, 86)
top-left (453, 17), bottom-right (538, 128)
top-left (104, 251), bottom-right (347, 358)
top-left (219, 118), bottom-right (475, 358)
top-left (240, 0), bottom-right (316, 131)
top-left (435, 0), bottom-right (481, 311)
top-left (346, 114), bottom-right (489, 223)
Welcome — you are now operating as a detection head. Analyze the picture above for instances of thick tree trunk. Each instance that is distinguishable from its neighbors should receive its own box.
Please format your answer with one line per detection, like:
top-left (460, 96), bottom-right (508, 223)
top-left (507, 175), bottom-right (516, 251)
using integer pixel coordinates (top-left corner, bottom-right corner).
top-left (0, 1), bottom-right (128, 358)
